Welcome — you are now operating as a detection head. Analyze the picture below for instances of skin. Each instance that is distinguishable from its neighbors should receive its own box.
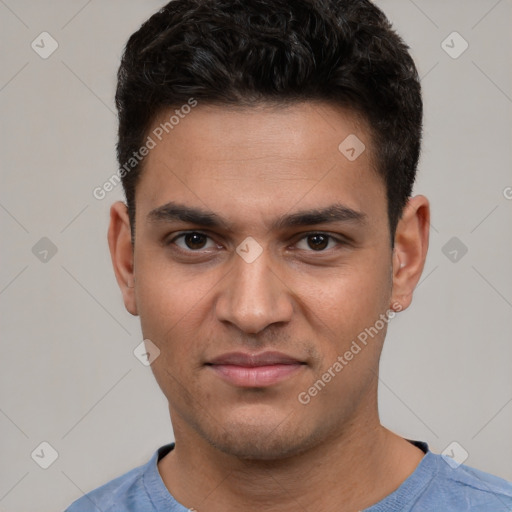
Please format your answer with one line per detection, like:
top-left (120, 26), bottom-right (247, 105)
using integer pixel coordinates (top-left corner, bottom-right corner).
top-left (108, 101), bottom-right (430, 512)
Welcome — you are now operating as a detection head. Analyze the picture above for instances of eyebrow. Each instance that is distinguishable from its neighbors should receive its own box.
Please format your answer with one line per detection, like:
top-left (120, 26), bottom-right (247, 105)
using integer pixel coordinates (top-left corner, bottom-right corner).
top-left (147, 201), bottom-right (367, 231)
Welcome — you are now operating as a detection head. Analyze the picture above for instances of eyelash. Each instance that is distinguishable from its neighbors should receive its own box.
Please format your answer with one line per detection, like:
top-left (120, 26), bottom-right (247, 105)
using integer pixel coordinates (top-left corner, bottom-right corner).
top-left (166, 231), bottom-right (346, 254)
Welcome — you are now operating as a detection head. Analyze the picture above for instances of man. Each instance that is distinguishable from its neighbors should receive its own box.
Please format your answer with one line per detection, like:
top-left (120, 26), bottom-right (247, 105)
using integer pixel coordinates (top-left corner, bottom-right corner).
top-left (65, 0), bottom-right (512, 510)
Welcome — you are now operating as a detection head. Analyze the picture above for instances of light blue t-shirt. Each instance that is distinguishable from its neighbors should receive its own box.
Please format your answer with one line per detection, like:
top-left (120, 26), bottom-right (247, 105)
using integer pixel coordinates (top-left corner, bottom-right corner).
top-left (64, 440), bottom-right (512, 511)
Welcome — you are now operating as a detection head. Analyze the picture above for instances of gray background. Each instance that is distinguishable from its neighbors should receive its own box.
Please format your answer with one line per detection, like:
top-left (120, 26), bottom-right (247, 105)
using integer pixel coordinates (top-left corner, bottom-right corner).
top-left (1, 1), bottom-right (511, 511)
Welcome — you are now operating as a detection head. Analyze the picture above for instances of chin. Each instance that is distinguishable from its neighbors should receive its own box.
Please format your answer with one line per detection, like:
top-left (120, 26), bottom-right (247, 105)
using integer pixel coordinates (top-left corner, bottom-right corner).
top-left (199, 413), bottom-right (328, 461)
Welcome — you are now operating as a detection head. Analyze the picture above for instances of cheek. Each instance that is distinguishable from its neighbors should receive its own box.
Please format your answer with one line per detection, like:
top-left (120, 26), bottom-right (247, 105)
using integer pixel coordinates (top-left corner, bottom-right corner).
top-left (136, 277), bottom-right (183, 343)
top-left (303, 260), bottom-right (390, 319)
top-left (293, 257), bottom-right (392, 358)
top-left (293, 262), bottom-right (391, 410)
top-left (134, 251), bottom-right (220, 359)
top-left (134, 262), bottom-right (212, 399)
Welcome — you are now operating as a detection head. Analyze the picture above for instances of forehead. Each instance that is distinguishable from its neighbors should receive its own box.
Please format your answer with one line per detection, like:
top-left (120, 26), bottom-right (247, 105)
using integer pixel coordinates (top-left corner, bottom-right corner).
top-left (146, 101), bottom-right (374, 168)
top-left (135, 101), bottom-right (385, 229)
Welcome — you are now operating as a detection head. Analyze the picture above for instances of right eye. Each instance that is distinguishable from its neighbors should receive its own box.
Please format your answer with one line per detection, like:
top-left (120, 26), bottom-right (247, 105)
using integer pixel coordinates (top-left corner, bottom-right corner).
top-left (168, 231), bottom-right (218, 252)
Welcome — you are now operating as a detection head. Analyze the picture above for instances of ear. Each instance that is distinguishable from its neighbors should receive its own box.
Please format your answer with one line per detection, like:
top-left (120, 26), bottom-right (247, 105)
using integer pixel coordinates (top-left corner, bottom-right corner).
top-left (107, 201), bottom-right (138, 316)
top-left (390, 195), bottom-right (430, 311)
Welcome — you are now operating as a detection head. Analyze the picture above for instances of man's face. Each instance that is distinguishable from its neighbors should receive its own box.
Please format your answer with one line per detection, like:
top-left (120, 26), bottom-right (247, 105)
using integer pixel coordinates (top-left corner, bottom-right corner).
top-left (126, 102), bottom-right (397, 459)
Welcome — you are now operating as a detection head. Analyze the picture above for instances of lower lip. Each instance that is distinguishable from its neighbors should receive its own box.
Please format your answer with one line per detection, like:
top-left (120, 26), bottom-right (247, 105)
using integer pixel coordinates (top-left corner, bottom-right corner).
top-left (208, 363), bottom-right (304, 387)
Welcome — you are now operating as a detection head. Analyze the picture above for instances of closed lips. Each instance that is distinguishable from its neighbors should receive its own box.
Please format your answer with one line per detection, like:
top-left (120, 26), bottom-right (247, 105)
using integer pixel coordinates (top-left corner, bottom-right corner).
top-left (206, 351), bottom-right (305, 367)
top-left (206, 352), bottom-right (306, 387)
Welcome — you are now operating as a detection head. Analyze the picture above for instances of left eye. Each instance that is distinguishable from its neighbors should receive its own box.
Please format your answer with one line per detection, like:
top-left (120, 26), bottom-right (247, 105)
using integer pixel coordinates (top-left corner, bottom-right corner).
top-left (295, 233), bottom-right (340, 252)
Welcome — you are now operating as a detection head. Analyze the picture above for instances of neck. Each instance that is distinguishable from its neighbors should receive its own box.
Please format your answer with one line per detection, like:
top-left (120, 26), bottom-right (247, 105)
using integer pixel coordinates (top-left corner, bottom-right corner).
top-left (158, 410), bottom-right (424, 512)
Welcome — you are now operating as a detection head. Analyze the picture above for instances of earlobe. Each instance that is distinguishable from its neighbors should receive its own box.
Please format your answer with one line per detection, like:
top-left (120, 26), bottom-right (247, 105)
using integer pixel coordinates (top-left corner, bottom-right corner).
top-left (107, 201), bottom-right (138, 316)
top-left (390, 195), bottom-right (430, 312)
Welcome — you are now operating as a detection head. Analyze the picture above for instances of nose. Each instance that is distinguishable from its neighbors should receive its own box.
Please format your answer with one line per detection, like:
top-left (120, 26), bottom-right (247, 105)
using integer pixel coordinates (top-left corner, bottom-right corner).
top-left (215, 246), bottom-right (294, 334)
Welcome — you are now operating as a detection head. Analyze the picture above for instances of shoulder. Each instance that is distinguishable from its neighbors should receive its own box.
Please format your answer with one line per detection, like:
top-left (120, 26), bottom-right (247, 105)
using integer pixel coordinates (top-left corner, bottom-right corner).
top-left (63, 445), bottom-right (171, 512)
top-left (368, 445), bottom-right (512, 512)
top-left (418, 452), bottom-right (512, 511)
top-left (64, 464), bottom-right (147, 511)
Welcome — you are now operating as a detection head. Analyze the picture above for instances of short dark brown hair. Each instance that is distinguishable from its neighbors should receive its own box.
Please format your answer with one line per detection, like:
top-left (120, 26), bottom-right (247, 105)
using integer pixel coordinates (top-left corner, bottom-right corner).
top-left (115, 0), bottom-right (422, 242)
